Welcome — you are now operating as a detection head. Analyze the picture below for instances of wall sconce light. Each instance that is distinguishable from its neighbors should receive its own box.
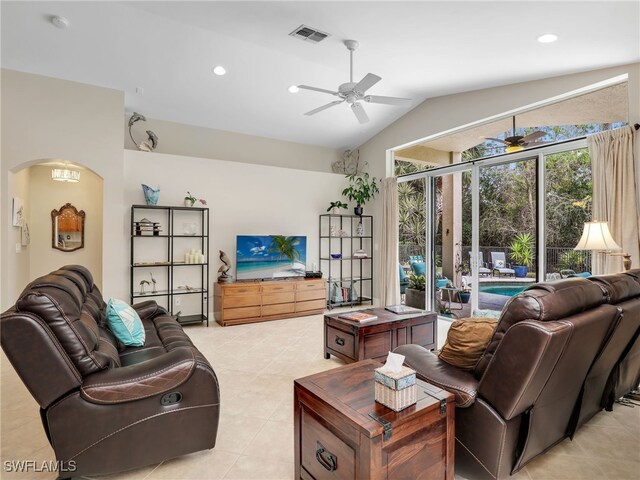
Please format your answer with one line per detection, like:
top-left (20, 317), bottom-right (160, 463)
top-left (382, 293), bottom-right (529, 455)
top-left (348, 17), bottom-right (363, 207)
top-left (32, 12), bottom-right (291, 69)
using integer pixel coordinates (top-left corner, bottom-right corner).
top-left (51, 168), bottom-right (80, 183)
top-left (574, 221), bottom-right (631, 271)
top-left (128, 112), bottom-right (158, 152)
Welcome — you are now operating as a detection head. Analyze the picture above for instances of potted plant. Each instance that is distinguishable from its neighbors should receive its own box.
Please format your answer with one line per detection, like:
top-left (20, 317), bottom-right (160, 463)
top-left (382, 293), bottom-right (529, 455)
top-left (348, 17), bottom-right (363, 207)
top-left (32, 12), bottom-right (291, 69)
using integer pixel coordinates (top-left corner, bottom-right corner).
top-left (458, 287), bottom-right (471, 304)
top-left (184, 192), bottom-right (207, 207)
top-left (341, 172), bottom-right (380, 216)
top-left (509, 233), bottom-right (534, 278)
top-left (405, 273), bottom-right (426, 310)
top-left (327, 200), bottom-right (348, 215)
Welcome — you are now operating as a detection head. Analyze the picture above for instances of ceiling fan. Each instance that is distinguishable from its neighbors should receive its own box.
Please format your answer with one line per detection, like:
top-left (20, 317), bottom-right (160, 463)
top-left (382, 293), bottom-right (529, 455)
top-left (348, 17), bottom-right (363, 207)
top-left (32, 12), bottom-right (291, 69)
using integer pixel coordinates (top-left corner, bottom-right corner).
top-left (297, 40), bottom-right (411, 124)
top-left (486, 117), bottom-right (549, 152)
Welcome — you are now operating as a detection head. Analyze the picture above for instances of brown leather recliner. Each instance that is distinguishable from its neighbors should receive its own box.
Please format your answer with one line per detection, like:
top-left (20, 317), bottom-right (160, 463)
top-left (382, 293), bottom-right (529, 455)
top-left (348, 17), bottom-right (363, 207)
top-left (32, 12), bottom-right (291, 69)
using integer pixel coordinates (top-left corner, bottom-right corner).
top-left (395, 278), bottom-right (621, 480)
top-left (1, 265), bottom-right (220, 478)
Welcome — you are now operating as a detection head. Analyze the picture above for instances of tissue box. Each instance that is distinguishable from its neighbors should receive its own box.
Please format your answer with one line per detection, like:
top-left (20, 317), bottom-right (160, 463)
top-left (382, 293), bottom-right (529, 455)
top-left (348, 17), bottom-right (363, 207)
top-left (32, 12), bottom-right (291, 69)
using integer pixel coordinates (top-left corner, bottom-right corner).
top-left (374, 366), bottom-right (417, 411)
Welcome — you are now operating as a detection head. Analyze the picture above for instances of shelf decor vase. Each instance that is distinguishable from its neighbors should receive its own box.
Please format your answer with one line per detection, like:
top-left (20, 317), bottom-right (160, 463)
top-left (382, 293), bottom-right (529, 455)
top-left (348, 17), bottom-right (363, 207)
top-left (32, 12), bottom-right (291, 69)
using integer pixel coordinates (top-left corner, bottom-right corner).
top-left (356, 221), bottom-right (364, 237)
top-left (141, 184), bottom-right (160, 206)
top-left (184, 198), bottom-right (195, 207)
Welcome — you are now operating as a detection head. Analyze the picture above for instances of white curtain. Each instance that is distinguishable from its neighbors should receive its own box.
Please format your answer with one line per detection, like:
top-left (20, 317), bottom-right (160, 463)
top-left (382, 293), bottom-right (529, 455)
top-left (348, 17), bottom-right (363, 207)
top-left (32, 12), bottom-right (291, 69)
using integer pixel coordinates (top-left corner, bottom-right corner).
top-left (381, 177), bottom-right (400, 305)
top-left (588, 125), bottom-right (639, 274)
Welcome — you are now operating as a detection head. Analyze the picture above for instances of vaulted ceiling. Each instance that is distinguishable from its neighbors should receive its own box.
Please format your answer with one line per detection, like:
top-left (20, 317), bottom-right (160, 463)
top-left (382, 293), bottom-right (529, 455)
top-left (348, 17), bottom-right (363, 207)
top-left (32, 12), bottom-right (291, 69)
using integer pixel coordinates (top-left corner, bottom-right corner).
top-left (2, 1), bottom-right (639, 149)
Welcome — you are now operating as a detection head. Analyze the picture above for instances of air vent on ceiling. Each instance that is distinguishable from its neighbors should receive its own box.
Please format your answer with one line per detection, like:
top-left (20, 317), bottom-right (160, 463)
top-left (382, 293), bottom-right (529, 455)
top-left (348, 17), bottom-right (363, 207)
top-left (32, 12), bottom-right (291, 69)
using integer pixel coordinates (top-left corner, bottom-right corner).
top-left (289, 25), bottom-right (329, 43)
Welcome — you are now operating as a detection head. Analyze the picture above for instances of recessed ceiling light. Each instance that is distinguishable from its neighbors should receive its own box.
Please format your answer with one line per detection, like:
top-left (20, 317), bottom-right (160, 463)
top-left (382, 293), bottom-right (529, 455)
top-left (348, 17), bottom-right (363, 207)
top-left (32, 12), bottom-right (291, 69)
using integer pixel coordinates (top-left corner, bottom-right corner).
top-left (51, 15), bottom-right (70, 29)
top-left (537, 33), bottom-right (558, 44)
top-left (212, 66), bottom-right (226, 76)
top-left (288, 85), bottom-right (300, 94)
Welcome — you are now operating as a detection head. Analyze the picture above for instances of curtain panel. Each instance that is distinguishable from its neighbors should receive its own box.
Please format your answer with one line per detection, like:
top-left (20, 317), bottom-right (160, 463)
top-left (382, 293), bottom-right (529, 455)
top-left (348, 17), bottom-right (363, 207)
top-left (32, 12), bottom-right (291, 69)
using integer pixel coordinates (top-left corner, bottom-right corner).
top-left (587, 125), bottom-right (638, 274)
top-left (381, 177), bottom-right (400, 305)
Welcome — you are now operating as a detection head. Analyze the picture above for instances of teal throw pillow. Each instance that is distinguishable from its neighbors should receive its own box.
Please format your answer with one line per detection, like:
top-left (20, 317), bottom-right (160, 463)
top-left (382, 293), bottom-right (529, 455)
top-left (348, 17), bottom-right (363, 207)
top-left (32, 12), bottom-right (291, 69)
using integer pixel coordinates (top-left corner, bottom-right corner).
top-left (106, 298), bottom-right (145, 346)
top-left (411, 262), bottom-right (426, 276)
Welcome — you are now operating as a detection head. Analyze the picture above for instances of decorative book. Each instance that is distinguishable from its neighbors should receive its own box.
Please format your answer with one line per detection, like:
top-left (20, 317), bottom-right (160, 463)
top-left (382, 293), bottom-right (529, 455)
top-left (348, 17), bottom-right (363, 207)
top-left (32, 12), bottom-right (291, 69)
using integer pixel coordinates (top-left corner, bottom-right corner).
top-left (338, 312), bottom-right (378, 322)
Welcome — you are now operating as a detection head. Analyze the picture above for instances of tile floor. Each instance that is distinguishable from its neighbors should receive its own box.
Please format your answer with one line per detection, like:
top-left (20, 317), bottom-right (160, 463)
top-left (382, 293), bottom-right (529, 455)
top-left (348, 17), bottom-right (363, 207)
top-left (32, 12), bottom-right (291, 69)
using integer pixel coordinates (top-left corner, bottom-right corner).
top-left (1, 313), bottom-right (639, 479)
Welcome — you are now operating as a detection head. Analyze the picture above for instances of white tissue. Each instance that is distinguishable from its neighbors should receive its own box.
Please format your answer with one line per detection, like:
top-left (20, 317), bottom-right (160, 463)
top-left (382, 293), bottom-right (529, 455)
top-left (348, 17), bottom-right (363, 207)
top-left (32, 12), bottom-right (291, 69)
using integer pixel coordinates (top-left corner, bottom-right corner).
top-left (380, 351), bottom-right (405, 373)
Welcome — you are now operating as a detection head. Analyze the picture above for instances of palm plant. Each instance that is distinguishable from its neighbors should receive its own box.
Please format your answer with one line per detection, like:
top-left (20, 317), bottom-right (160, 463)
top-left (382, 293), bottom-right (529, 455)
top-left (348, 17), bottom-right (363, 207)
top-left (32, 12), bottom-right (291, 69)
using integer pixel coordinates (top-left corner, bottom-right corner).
top-left (510, 233), bottom-right (534, 267)
top-left (268, 235), bottom-right (301, 262)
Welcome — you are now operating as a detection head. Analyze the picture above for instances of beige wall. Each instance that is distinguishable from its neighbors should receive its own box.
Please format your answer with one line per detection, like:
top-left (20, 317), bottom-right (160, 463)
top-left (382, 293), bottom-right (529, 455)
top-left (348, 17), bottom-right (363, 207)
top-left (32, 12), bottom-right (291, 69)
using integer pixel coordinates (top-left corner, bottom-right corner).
top-left (1, 69), bottom-right (124, 308)
top-left (124, 117), bottom-right (342, 173)
top-left (28, 166), bottom-right (103, 283)
top-left (4, 169), bottom-right (31, 302)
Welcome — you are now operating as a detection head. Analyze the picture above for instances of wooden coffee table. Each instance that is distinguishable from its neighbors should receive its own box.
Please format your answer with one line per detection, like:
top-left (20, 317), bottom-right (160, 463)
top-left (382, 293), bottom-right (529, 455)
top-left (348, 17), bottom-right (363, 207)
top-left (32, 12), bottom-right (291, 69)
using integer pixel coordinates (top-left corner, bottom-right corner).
top-left (294, 359), bottom-right (454, 480)
top-left (324, 307), bottom-right (437, 364)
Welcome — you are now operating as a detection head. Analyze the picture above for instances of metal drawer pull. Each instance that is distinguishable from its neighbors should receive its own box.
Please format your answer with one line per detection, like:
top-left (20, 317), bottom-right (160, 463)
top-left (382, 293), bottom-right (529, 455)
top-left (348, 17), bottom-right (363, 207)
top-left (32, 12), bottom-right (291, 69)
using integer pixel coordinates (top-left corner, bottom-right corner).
top-left (315, 441), bottom-right (337, 471)
top-left (335, 336), bottom-right (345, 346)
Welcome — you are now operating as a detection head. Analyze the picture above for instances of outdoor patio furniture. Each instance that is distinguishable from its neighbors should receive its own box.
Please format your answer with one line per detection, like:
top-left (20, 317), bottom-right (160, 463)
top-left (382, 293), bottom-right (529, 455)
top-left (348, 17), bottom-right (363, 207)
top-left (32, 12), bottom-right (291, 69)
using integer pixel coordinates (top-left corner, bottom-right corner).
top-left (470, 251), bottom-right (492, 276)
top-left (399, 264), bottom-right (409, 296)
top-left (411, 261), bottom-right (427, 275)
top-left (409, 255), bottom-right (424, 263)
top-left (491, 251), bottom-right (515, 277)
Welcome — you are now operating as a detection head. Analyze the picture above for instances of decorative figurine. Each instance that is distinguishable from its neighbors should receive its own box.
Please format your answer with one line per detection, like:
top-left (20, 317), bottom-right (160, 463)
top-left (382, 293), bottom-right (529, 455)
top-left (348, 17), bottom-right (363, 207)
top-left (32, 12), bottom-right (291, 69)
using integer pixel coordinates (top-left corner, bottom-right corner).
top-left (356, 221), bottom-right (364, 237)
top-left (150, 273), bottom-right (157, 293)
top-left (139, 279), bottom-right (150, 295)
top-left (218, 250), bottom-right (233, 283)
top-left (330, 225), bottom-right (338, 237)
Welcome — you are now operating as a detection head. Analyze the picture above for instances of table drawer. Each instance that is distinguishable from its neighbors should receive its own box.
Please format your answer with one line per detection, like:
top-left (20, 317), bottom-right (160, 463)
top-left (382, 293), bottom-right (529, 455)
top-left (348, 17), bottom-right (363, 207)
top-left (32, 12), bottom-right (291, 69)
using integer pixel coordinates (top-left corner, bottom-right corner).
top-left (262, 283), bottom-right (295, 293)
top-left (223, 294), bottom-right (261, 308)
top-left (326, 326), bottom-right (355, 359)
top-left (223, 306), bottom-right (261, 320)
top-left (296, 299), bottom-right (326, 312)
top-left (262, 292), bottom-right (295, 305)
top-left (262, 303), bottom-right (295, 316)
top-left (297, 289), bottom-right (326, 302)
top-left (298, 280), bottom-right (325, 290)
top-left (224, 285), bottom-right (261, 296)
top-left (301, 410), bottom-right (355, 480)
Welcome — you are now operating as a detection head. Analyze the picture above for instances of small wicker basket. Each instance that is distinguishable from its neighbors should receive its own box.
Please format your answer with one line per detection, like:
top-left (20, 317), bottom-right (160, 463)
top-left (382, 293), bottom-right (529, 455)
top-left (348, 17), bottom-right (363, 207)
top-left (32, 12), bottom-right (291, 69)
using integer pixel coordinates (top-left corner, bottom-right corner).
top-left (374, 366), bottom-right (417, 412)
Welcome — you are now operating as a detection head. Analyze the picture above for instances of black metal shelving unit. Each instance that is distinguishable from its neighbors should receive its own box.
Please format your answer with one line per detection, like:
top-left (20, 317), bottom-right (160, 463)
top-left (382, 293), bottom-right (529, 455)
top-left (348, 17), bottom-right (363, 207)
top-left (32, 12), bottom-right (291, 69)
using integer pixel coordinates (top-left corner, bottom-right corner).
top-left (319, 214), bottom-right (373, 309)
top-left (130, 205), bottom-right (209, 326)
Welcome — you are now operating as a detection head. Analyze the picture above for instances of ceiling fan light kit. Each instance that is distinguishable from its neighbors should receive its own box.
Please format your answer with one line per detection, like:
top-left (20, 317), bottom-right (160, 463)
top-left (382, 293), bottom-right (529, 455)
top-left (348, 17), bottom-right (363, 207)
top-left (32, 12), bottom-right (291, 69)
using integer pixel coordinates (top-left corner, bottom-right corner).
top-left (297, 40), bottom-right (411, 124)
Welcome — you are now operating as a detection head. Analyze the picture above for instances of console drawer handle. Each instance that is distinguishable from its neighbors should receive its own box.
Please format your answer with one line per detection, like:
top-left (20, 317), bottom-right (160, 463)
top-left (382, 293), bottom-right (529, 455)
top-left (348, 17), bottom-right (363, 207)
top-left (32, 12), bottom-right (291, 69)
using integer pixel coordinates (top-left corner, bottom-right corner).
top-left (335, 336), bottom-right (345, 346)
top-left (315, 441), bottom-right (337, 472)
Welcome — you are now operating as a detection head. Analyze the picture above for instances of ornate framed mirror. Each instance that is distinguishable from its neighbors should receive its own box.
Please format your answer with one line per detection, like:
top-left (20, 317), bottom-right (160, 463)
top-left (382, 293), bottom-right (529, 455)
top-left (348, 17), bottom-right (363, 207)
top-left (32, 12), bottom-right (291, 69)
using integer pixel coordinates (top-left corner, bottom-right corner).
top-left (51, 203), bottom-right (85, 252)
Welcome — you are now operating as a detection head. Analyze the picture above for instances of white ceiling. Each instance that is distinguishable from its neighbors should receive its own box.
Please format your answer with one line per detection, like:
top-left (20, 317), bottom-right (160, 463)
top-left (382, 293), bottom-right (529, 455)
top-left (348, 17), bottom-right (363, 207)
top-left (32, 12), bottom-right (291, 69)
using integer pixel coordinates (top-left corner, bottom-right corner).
top-left (2, 1), bottom-right (639, 149)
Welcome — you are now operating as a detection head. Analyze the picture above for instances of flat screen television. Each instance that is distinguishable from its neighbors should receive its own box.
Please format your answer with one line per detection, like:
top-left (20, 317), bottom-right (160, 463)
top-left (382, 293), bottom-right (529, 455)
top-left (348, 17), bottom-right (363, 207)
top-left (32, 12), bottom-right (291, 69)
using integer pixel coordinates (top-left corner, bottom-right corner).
top-left (236, 235), bottom-right (307, 281)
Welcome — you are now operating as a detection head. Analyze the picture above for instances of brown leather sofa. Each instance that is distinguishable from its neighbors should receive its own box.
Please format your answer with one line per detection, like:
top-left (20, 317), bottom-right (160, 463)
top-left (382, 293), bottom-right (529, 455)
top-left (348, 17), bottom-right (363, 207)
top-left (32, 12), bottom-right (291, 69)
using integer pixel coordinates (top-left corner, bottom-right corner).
top-left (1, 265), bottom-right (220, 478)
top-left (395, 276), bottom-right (628, 480)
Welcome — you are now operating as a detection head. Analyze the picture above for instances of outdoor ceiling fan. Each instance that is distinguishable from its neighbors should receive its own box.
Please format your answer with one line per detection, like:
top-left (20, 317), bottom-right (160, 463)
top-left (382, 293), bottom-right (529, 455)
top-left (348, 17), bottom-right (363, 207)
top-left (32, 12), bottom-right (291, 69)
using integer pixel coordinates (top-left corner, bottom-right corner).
top-left (297, 40), bottom-right (411, 124)
top-left (486, 117), bottom-right (549, 152)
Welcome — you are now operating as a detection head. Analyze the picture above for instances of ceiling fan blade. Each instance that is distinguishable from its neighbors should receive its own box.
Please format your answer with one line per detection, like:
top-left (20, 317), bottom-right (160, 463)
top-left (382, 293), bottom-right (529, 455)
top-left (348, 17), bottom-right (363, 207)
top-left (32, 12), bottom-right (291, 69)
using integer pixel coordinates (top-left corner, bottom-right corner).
top-left (351, 102), bottom-right (369, 124)
top-left (298, 85), bottom-right (339, 96)
top-left (304, 100), bottom-right (344, 116)
top-left (485, 137), bottom-right (510, 145)
top-left (520, 131), bottom-right (546, 142)
top-left (353, 73), bottom-right (381, 94)
top-left (364, 95), bottom-right (411, 106)
top-left (523, 140), bottom-right (553, 147)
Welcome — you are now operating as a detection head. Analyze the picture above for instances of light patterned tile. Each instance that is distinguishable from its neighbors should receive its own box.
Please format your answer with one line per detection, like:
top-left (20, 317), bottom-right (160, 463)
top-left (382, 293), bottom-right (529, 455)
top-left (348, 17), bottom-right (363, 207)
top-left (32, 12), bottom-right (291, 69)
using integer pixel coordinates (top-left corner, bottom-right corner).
top-left (147, 450), bottom-right (238, 479)
top-left (222, 454), bottom-right (293, 480)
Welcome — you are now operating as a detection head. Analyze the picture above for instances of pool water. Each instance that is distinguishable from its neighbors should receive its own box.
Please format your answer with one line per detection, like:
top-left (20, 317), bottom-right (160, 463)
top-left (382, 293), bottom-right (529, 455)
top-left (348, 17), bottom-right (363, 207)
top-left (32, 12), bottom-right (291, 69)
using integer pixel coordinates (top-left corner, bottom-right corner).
top-left (479, 285), bottom-right (528, 297)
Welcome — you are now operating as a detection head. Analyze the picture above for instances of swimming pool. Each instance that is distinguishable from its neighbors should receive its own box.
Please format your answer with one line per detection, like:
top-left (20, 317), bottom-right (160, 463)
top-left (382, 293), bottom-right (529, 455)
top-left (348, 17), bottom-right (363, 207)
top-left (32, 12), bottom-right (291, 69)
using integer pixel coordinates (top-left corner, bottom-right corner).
top-left (479, 285), bottom-right (528, 297)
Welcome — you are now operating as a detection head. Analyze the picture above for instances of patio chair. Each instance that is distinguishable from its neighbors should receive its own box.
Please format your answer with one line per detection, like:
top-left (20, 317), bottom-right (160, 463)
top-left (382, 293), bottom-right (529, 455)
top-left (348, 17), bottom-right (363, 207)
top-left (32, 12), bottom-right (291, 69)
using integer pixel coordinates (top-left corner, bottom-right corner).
top-left (409, 255), bottom-right (424, 264)
top-left (470, 252), bottom-right (492, 276)
top-left (491, 251), bottom-right (515, 277)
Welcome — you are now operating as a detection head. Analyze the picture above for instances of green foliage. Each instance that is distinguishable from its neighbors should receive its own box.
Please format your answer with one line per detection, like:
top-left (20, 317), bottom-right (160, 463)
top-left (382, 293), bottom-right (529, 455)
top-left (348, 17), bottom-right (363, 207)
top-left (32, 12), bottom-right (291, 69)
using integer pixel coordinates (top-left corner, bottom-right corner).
top-left (342, 172), bottom-right (379, 207)
top-left (267, 235), bottom-right (301, 262)
top-left (408, 273), bottom-right (426, 291)
top-left (557, 250), bottom-right (588, 271)
top-left (327, 200), bottom-right (348, 212)
top-left (510, 233), bottom-right (534, 267)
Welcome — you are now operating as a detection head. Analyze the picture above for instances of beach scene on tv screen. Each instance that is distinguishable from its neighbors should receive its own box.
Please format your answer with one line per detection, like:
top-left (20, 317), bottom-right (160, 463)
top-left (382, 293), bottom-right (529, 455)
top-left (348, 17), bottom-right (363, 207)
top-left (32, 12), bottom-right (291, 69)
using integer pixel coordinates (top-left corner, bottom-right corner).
top-left (236, 235), bottom-right (307, 280)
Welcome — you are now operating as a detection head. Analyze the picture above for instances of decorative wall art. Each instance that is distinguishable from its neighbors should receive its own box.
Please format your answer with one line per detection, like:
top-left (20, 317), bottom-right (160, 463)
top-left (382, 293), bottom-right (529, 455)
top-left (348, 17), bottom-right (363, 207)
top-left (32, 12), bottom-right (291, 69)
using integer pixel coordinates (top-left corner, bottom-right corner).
top-left (21, 223), bottom-right (30, 246)
top-left (12, 197), bottom-right (24, 226)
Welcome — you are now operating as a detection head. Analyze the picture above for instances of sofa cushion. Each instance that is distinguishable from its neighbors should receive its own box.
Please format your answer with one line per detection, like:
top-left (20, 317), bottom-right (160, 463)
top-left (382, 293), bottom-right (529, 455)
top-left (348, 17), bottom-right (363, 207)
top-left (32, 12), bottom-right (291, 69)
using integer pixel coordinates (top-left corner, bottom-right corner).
top-left (106, 299), bottom-right (145, 347)
top-left (438, 317), bottom-right (498, 371)
top-left (589, 273), bottom-right (640, 303)
top-left (411, 261), bottom-right (426, 275)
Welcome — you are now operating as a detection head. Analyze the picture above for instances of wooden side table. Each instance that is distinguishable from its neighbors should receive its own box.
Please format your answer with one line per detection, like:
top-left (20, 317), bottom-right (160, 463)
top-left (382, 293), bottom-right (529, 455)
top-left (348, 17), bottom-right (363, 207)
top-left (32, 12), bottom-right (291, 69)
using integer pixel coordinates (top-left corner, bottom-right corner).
top-left (324, 308), bottom-right (437, 364)
top-left (294, 359), bottom-right (454, 480)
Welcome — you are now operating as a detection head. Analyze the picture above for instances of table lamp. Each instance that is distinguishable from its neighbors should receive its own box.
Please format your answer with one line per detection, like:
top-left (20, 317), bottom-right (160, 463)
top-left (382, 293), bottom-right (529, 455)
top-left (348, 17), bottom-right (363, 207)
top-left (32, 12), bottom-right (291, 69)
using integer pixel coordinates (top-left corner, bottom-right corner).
top-left (574, 221), bottom-right (631, 271)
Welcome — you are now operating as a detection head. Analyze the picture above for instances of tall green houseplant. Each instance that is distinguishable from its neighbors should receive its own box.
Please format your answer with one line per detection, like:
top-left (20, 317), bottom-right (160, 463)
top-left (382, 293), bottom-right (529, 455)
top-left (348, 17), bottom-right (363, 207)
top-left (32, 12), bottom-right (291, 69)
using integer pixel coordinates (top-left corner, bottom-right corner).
top-left (342, 172), bottom-right (379, 215)
top-left (509, 233), bottom-right (534, 277)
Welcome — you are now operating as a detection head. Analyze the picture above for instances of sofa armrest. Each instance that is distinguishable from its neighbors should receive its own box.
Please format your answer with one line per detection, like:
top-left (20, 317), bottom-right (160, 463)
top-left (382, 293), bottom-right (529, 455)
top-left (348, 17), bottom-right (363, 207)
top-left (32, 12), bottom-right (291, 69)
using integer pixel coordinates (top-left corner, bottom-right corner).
top-left (394, 344), bottom-right (479, 407)
top-left (81, 347), bottom-right (195, 404)
top-left (132, 300), bottom-right (168, 320)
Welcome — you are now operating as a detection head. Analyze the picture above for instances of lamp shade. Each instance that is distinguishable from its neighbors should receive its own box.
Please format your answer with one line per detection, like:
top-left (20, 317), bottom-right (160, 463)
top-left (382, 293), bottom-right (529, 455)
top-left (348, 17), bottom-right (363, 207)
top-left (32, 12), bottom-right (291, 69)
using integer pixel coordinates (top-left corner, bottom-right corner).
top-left (574, 222), bottom-right (621, 251)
